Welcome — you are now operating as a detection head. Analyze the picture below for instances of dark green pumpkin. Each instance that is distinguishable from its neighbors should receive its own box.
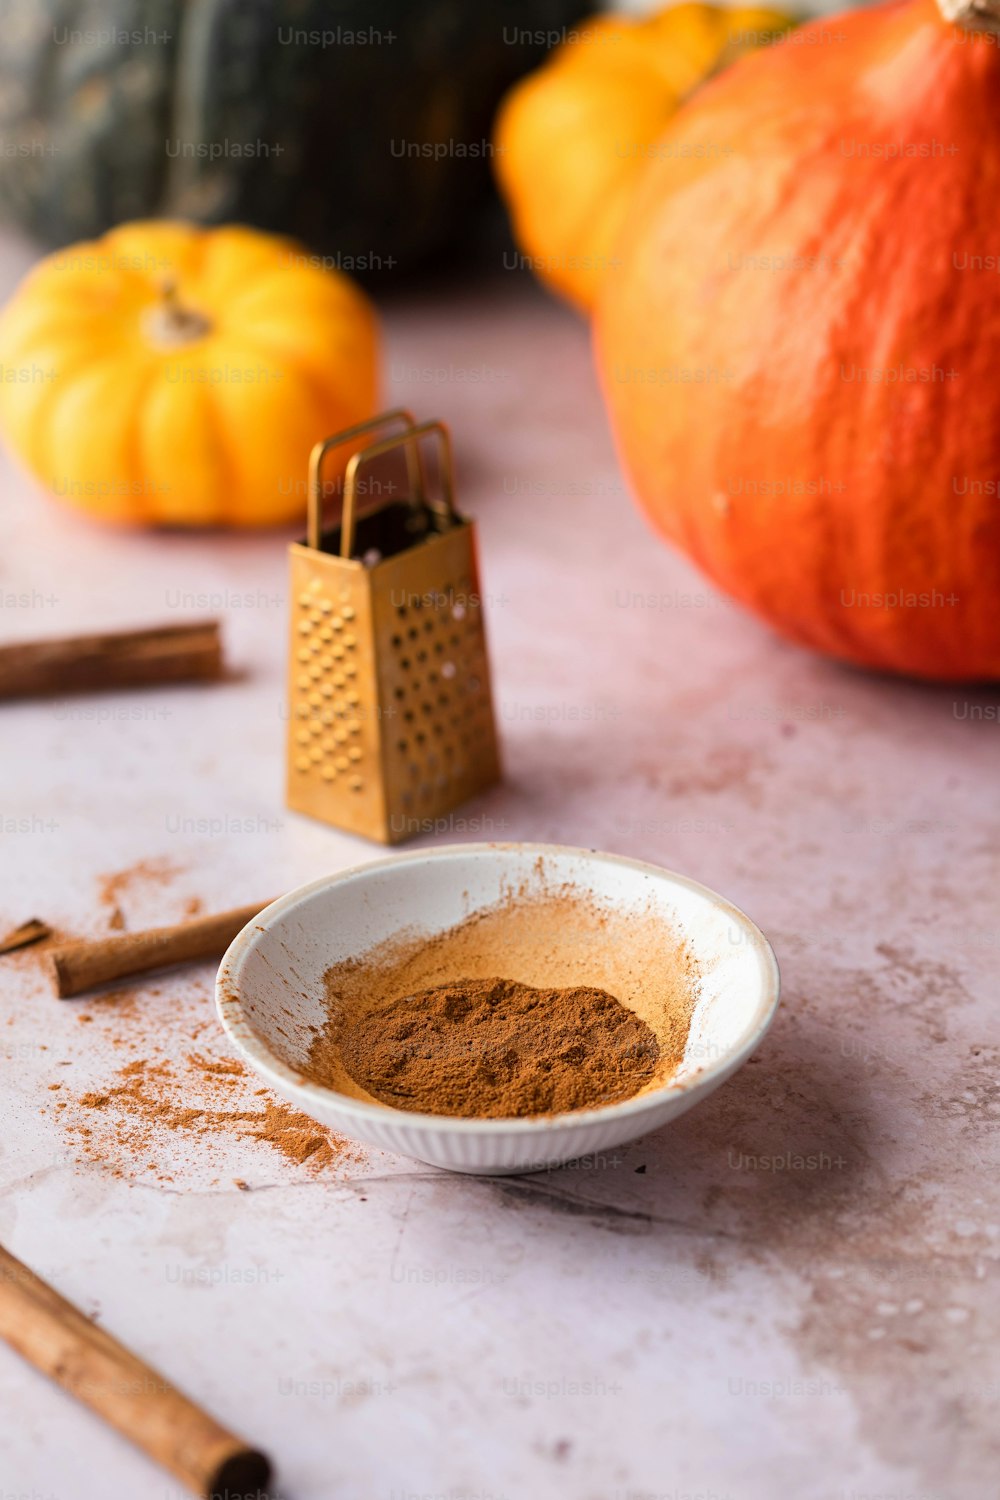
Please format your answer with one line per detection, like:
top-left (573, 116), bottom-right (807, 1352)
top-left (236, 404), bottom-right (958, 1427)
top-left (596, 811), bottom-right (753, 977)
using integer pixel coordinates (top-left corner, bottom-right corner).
top-left (0, 0), bottom-right (588, 268)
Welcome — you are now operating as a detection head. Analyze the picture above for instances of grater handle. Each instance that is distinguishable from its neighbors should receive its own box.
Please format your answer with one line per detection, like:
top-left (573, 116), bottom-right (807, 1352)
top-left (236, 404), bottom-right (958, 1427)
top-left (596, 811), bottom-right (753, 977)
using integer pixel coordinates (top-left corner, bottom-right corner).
top-left (307, 408), bottom-right (423, 552)
top-left (341, 420), bottom-right (456, 561)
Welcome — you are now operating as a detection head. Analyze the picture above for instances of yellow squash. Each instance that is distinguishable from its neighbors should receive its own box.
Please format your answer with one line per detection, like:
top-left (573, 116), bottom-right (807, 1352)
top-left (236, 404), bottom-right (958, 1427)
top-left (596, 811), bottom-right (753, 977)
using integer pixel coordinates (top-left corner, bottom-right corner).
top-left (494, 2), bottom-right (796, 311)
top-left (0, 220), bottom-right (379, 527)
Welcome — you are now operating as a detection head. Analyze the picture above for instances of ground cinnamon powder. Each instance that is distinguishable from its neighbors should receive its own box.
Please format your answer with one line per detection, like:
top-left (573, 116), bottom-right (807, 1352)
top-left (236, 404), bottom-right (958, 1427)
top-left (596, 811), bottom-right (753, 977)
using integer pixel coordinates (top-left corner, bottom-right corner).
top-left (75, 1054), bottom-right (351, 1173)
top-left (13, 861), bottom-right (361, 1183)
top-left (306, 885), bottom-right (700, 1121)
top-left (339, 976), bottom-right (660, 1118)
top-left (46, 980), bottom-right (360, 1181)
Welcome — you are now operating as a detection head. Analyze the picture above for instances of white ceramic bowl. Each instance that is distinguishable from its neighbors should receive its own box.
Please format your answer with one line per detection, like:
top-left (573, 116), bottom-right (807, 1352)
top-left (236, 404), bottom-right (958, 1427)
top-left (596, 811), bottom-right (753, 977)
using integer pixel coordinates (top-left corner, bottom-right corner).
top-left (216, 843), bottom-right (779, 1175)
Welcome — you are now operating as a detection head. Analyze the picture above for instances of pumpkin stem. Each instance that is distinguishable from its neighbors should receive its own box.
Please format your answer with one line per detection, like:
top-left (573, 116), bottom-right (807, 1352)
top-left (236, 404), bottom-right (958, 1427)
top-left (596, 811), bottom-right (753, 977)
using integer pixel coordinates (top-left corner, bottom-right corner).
top-left (937, 0), bottom-right (1000, 33)
top-left (142, 278), bottom-right (213, 349)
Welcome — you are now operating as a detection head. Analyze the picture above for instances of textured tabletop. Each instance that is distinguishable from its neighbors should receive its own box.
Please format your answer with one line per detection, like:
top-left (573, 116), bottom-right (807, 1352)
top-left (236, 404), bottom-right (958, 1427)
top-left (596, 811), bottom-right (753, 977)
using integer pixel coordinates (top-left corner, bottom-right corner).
top-left (1, 233), bottom-right (997, 1500)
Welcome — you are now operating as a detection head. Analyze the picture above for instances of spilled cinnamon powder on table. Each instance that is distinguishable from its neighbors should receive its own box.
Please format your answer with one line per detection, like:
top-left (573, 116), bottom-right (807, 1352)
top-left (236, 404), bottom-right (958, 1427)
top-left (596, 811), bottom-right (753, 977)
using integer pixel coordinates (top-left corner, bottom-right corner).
top-left (2, 864), bottom-right (359, 1181)
top-left (49, 971), bottom-right (361, 1182)
top-left (96, 857), bottom-right (184, 933)
top-left (66, 1046), bottom-right (360, 1181)
top-left (74, 1053), bottom-right (351, 1174)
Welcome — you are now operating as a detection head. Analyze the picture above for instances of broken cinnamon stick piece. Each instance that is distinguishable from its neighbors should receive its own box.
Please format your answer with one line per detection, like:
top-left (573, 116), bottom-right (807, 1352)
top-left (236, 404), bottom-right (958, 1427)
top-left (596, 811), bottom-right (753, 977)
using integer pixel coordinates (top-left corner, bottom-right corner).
top-left (0, 621), bottom-right (224, 700)
top-left (0, 1243), bottom-right (271, 1499)
top-left (49, 902), bottom-right (271, 999)
top-left (0, 918), bottom-right (52, 955)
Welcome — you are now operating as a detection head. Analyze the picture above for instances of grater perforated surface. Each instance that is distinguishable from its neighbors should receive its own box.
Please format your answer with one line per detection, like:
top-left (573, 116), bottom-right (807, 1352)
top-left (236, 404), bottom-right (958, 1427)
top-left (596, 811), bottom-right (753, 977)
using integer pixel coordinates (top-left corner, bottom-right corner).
top-left (372, 527), bottom-right (499, 839)
top-left (286, 549), bottom-right (387, 840)
top-left (291, 584), bottom-right (365, 792)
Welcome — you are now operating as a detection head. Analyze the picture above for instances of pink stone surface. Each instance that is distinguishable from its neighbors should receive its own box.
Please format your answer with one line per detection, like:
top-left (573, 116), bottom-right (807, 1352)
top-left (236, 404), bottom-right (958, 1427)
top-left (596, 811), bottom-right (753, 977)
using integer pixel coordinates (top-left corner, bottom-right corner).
top-left (0, 236), bottom-right (997, 1500)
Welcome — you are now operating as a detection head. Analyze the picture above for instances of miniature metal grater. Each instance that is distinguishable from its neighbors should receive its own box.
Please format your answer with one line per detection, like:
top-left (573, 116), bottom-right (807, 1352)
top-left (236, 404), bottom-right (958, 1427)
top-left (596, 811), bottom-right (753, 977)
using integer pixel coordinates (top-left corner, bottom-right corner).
top-left (286, 409), bottom-right (501, 844)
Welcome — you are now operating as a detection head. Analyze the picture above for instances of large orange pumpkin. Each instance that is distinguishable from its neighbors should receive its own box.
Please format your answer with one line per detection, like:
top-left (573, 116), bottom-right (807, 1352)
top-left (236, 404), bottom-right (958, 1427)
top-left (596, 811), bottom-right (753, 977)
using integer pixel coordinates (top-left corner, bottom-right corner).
top-left (597, 0), bottom-right (1000, 680)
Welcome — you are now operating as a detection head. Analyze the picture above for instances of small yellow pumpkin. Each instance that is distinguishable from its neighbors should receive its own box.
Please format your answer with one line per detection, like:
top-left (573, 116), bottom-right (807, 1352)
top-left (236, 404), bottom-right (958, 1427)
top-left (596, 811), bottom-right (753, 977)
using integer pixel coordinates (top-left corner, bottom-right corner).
top-left (494, 2), bottom-right (797, 311)
top-left (0, 220), bottom-right (379, 527)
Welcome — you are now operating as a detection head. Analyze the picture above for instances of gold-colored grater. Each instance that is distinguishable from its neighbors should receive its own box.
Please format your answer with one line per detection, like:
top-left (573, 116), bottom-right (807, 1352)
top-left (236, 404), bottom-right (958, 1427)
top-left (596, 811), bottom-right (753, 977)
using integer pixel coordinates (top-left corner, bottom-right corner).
top-left (286, 409), bottom-right (501, 844)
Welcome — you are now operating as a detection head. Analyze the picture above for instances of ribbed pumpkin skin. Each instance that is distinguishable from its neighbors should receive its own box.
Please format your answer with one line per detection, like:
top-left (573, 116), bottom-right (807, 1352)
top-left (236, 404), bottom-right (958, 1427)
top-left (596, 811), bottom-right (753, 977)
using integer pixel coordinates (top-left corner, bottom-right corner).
top-left (0, 0), bottom-right (586, 267)
top-left (0, 221), bottom-right (378, 527)
top-left (596, 0), bottom-right (1000, 680)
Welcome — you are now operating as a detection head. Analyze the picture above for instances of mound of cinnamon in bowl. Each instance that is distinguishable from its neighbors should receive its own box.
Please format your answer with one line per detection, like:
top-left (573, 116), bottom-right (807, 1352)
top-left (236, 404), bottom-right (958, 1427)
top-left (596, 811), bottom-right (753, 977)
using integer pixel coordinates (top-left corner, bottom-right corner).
top-left (338, 975), bottom-right (660, 1118)
top-left (304, 886), bottom-right (699, 1122)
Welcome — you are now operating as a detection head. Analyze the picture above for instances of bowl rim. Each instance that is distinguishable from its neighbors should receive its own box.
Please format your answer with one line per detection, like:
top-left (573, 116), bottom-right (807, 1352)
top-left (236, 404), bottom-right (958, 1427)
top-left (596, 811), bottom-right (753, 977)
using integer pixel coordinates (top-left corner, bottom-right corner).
top-left (216, 842), bottom-right (781, 1136)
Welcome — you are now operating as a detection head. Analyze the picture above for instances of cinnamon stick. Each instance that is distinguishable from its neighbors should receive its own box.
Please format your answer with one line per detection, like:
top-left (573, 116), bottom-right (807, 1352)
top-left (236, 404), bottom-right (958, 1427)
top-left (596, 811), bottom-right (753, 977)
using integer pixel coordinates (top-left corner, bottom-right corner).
top-left (50, 902), bottom-right (270, 999)
top-left (0, 918), bottom-right (52, 955)
top-left (0, 621), bottom-right (224, 699)
top-left (0, 1244), bottom-right (271, 1498)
